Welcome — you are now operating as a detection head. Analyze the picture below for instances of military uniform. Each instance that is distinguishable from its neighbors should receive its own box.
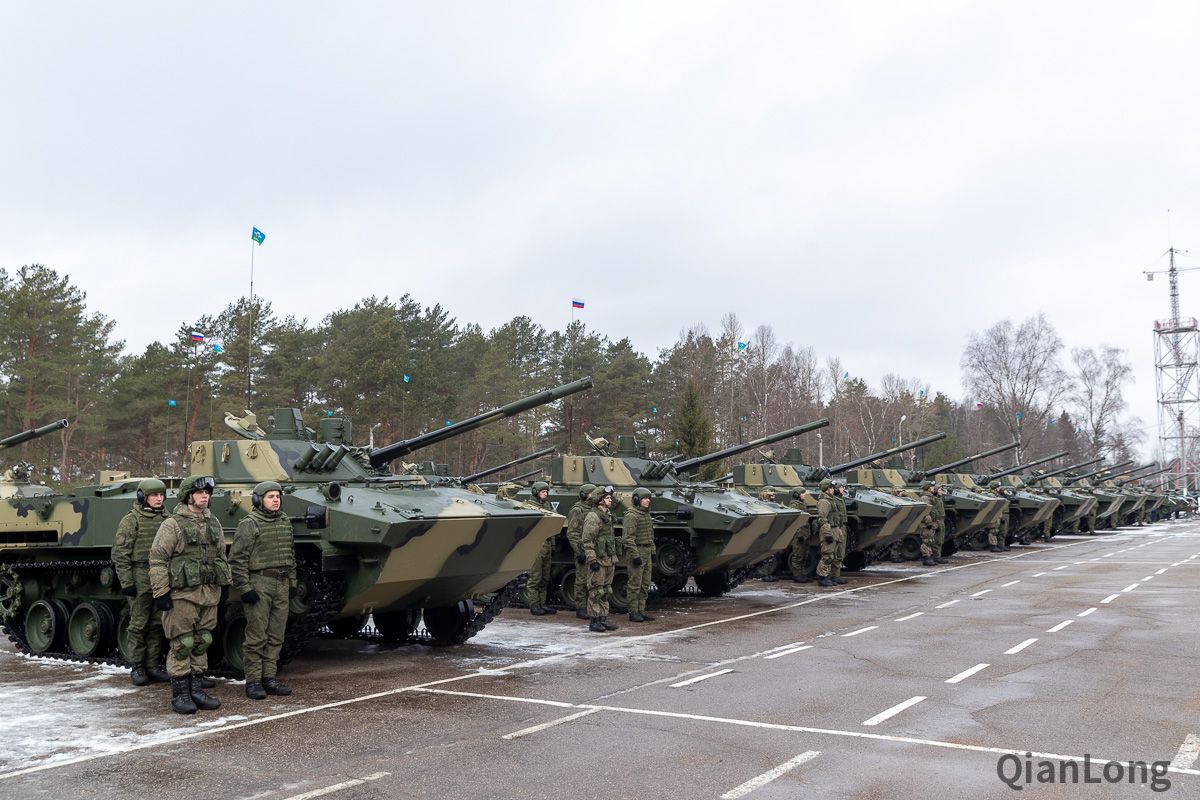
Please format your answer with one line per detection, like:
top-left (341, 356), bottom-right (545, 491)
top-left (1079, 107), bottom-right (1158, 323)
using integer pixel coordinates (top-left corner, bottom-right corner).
top-left (229, 502), bottom-right (296, 694)
top-left (525, 489), bottom-right (557, 614)
top-left (582, 489), bottom-right (619, 631)
top-left (815, 489), bottom-right (841, 585)
top-left (830, 490), bottom-right (848, 581)
top-left (920, 486), bottom-right (946, 565)
top-left (621, 498), bottom-right (655, 621)
top-left (786, 496), bottom-right (813, 581)
top-left (111, 502), bottom-right (169, 683)
top-left (566, 491), bottom-right (596, 614)
top-left (987, 508), bottom-right (1011, 552)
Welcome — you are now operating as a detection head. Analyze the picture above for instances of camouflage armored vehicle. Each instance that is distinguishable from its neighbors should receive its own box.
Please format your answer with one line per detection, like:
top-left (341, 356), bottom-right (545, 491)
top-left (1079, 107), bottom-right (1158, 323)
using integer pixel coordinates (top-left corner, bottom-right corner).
top-left (740, 434), bottom-right (945, 571)
top-left (1114, 467), bottom-right (1170, 525)
top-left (0, 419), bottom-right (68, 499)
top-left (1024, 457), bottom-right (1103, 536)
top-left (1063, 461), bottom-right (1133, 531)
top-left (974, 451), bottom-right (1067, 544)
top-left (0, 379), bottom-right (590, 674)
top-left (532, 420), bottom-right (828, 607)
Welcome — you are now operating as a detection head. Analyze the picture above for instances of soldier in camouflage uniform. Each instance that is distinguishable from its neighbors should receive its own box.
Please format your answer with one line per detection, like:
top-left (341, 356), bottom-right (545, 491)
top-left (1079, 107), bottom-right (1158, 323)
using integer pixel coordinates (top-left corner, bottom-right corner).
top-left (786, 488), bottom-right (813, 582)
top-left (582, 485), bottom-right (619, 632)
top-left (622, 487), bottom-right (656, 623)
top-left (525, 481), bottom-right (558, 616)
top-left (815, 479), bottom-right (845, 587)
top-left (111, 478), bottom-right (171, 686)
top-left (229, 480), bottom-right (297, 700)
top-left (830, 483), bottom-right (849, 584)
top-left (566, 483), bottom-right (597, 619)
top-left (987, 508), bottom-right (1011, 553)
top-left (920, 482), bottom-right (948, 566)
top-left (149, 475), bottom-right (230, 715)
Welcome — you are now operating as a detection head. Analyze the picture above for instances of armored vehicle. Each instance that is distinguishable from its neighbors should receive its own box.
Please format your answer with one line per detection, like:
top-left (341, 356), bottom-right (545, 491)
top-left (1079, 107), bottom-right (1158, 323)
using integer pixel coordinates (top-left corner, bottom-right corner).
top-left (975, 451), bottom-right (1067, 544)
top-left (534, 420), bottom-right (828, 607)
top-left (1113, 467), bottom-right (1169, 525)
top-left (1024, 457), bottom-right (1103, 536)
top-left (0, 419), bottom-right (68, 499)
top-left (1064, 461), bottom-right (1133, 531)
top-left (0, 379), bottom-right (590, 674)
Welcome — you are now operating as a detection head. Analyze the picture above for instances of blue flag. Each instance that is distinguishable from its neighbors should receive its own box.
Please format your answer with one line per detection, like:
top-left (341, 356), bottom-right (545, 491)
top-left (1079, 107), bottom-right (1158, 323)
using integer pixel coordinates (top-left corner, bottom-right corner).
top-left (403, 374), bottom-right (411, 384)
top-left (167, 399), bottom-right (177, 407)
top-left (251, 227), bottom-right (266, 245)
top-left (736, 341), bottom-right (747, 351)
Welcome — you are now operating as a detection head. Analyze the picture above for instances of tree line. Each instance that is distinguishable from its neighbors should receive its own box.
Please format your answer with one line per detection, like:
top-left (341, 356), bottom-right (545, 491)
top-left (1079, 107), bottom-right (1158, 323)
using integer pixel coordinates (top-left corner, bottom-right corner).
top-left (0, 264), bottom-right (1141, 487)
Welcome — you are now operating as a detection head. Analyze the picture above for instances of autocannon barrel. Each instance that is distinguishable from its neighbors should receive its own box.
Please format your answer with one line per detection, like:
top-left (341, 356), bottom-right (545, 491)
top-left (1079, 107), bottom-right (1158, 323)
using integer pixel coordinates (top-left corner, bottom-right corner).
top-left (1117, 467), bottom-right (1169, 486)
top-left (368, 377), bottom-right (592, 468)
top-left (828, 432), bottom-right (947, 474)
top-left (0, 419), bottom-right (68, 450)
top-left (673, 418), bottom-right (830, 475)
top-left (980, 450), bottom-right (1069, 483)
top-left (460, 447), bottom-right (557, 485)
top-left (1064, 460), bottom-right (1134, 485)
top-left (1034, 456), bottom-right (1104, 481)
top-left (925, 441), bottom-right (1018, 477)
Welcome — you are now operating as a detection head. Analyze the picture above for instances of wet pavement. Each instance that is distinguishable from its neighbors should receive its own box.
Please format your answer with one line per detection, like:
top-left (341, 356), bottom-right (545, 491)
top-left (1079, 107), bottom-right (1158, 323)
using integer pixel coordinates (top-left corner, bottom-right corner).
top-left (2, 521), bottom-right (1198, 799)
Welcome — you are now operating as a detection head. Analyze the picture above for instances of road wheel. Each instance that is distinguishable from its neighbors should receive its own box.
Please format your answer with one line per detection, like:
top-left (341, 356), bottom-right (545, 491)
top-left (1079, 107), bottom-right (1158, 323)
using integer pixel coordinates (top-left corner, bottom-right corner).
top-left (423, 601), bottom-right (474, 644)
top-left (67, 602), bottom-right (116, 657)
top-left (25, 599), bottom-right (69, 654)
top-left (373, 610), bottom-right (419, 642)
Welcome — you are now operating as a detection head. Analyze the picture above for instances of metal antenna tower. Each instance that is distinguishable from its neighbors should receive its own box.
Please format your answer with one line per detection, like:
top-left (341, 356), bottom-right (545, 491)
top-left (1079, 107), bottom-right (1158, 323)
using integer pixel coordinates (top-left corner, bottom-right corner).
top-left (1146, 247), bottom-right (1200, 490)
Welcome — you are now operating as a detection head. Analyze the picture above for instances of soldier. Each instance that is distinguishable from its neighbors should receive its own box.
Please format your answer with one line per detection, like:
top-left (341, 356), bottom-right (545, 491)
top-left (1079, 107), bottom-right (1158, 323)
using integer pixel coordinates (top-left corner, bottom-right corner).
top-left (830, 483), bottom-right (849, 584)
top-left (149, 475), bottom-right (230, 715)
top-left (786, 488), bottom-right (813, 582)
top-left (987, 509), bottom-right (1011, 553)
top-left (525, 481), bottom-right (558, 616)
top-left (759, 487), bottom-right (777, 503)
top-left (229, 481), bottom-right (297, 700)
top-left (566, 482), bottom-right (597, 619)
top-left (111, 478), bottom-right (171, 686)
top-left (815, 479), bottom-right (844, 588)
top-left (622, 487), bottom-right (656, 623)
top-left (582, 485), bottom-right (619, 632)
top-left (920, 481), bottom-right (948, 566)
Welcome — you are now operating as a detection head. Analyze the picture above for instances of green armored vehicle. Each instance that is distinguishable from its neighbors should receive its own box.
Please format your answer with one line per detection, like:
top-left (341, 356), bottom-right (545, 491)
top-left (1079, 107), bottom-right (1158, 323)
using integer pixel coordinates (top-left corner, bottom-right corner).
top-left (1024, 457), bottom-right (1103, 536)
top-left (1109, 465), bottom-right (1164, 526)
top-left (0, 379), bottom-right (590, 673)
top-left (533, 420), bottom-right (828, 606)
top-left (1063, 461), bottom-right (1133, 532)
top-left (0, 419), bottom-right (69, 499)
top-left (974, 451), bottom-right (1067, 545)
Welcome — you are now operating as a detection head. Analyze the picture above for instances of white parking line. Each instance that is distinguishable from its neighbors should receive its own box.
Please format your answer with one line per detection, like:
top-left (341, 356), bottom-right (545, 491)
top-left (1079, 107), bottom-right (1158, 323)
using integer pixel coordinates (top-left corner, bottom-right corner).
top-left (1078, 607), bottom-right (1097, 617)
top-left (502, 708), bottom-right (602, 740)
top-left (945, 663), bottom-right (990, 684)
top-left (970, 590), bottom-right (992, 597)
top-left (1171, 734), bottom-right (1200, 770)
top-left (934, 599), bottom-right (960, 609)
top-left (764, 645), bottom-right (813, 660)
top-left (843, 626), bottom-right (879, 637)
top-left (1001, 580), bottom-right (1020, 588)
top-left (1005, 638), bottom-right (1038, 655)
top-left (671, 669), bottom-right (734, 688)
top-left (1047, 620), bottom-right (1074, 633)
top-left (283, 772), bottom-right (390, 800)
top-left (1101, 594), bottom-right (1120, 604)
top-left (1121, 583), bottom-right (1140, 592)
top-left (863, 696), bottom-right (927, 726)
top-left (720, 751), bottom-right (822, 799)
top-left (895, 612), bottom-right (924, 622)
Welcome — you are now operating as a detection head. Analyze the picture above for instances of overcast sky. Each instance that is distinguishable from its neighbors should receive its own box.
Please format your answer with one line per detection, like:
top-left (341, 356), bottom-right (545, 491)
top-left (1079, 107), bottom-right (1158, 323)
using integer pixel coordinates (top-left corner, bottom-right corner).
top-left (3, 2), bottom-right (1198, 458)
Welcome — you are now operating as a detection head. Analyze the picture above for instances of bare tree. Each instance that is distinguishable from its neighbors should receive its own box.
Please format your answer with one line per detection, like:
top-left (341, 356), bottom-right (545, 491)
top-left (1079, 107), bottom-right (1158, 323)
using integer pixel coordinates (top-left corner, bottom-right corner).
top-left (1069, 345), bottom-right (1133, 458)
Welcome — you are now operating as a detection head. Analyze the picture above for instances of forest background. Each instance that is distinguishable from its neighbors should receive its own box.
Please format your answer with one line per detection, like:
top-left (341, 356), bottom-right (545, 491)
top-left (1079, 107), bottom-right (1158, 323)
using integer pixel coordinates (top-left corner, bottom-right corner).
top-left (0, 264), bottom-right (1143, 487)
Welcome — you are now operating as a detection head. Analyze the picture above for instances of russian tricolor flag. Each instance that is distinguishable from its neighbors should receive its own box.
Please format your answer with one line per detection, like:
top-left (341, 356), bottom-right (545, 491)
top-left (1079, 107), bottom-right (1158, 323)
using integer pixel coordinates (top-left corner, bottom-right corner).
top-left (191, 331), bottom-right (206, 342)
top-left (571, 298), bottom-right (585, 309)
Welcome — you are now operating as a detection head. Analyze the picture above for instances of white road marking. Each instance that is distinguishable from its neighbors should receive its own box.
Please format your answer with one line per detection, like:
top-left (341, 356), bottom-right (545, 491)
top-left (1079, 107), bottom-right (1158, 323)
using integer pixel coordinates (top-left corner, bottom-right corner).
top-left (1158, 568), bottom-right (1171, 574)
top-left (761, 642), bottom-right (807, 655)
top-left (1142, 576), bottom-right (1154, 581)
top-left (1078, 607), bottom-right (1097, 617)
top-left (282, 772), bottom-right (390, 800)
top-left (970, 589), bottom-right (992, 597)
top-left (720, 751), bottom-right (822, 799)
top-left (1103, 553), bottom-right (1116, 557)
top-left (1121, 583), bottom-right (1140, 592)
top-left (1171, 734), bottom-right (1200, 770)
top-left (895, 612), bottom-right (924, 622)
top-left (763, 645), bottom-right (813, 660)
top-left (502, 708), bottom-right (601, 740)
top-left (1101, 594), bottom-right (1120, 604)
top-left (945, 663), bottom-right (990, 684)
top-left (1005, 638), bottom-right (1038, 655)
top-left (1001, 580), bottom-right (1020, 587)
top-left (1032, 572), bottom-right (1048, 577)
top-left (671, 669), bottom-right (734, 688)
top-left (863, 696), bottom-right (927, 726)
top-left (1052, 565), bottom-right (1069, 571)
top-left (843, 626), bottom-right (878, 637)
top-left (1074, 561), bottom-right (1086, 565)
top-left (1047, 620), bottom-right (1074, 633)
top-left (935, 599), bottom-right (960, 608)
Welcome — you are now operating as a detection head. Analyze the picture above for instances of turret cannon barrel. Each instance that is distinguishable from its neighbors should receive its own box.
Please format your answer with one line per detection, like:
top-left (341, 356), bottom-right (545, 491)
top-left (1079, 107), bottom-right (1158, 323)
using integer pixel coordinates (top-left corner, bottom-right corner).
top-left (1117, 467), bottom-right (1170, 486)
top-left (1034, 456), bottom-right (1104, 481)
top-left (828, 432), bottom-right (947, 474)
top-left (1111, 463), bottom-right (1160, 480)
top-left (0, 419), bottom-right (68, 450)
top-left (368, 377), bottom-right (593, 468)
top-left (673, 418), bottom-right (830, 475)
top-left (980, 450), bottom-right (1069, 483)
top-left (925, 441), bottom-right (1018, 477)
top-left (1064, 460), bottom-right (1134, 485)
top-left (461, 447), bottom-right (557, 485)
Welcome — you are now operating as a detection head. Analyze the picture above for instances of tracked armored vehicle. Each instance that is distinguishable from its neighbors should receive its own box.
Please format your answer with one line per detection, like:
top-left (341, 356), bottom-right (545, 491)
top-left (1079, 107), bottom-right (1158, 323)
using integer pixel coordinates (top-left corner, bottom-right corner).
top-left (0, 379), bottom-right (590, 674)
top-left (1064, 461), bottom-right (1133, 531)
top-left (975, 451), bottom-right (1067, 544)
top-left (1024, 457), bottom-right (1103, 536)
top-left (0, 420), bottom-right (68, 499)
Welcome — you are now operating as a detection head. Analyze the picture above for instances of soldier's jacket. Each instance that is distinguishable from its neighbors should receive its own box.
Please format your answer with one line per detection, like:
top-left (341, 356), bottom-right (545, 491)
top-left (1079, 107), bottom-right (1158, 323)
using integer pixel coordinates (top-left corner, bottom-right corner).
top-left (229, 507), bottom-right (297, 595)
top-left (787, 500), bottom-right (806, 511)
top-left (927, 494), bottom-right (946, 527)
top-left (582, 506), bottom-right (618, 562)
top-left (530, 497), bottom-right (553, 513)
top-left (149, 505), bottom-right (231, 601)
top-left (831, 495), bottom-right (848, 529)
top-left (111, 504), bottom-right (168, 590)
top-left (621, 506), bottom-right (655, 554)
top-left (566, 500), bottom-right (595, 550)
top-left (816, 496), bottom-right (836, 538)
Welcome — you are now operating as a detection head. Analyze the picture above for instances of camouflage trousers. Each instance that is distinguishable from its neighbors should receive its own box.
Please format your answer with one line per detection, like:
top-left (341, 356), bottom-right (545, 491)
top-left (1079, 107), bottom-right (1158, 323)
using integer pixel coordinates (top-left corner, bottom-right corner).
top-left (124, 575), bottom-right (164, 666)
top-left (815, 528), bottom-right (845, 578)
top-left (1042, 519), bottom-right (1054, 540)
top-left (787, 530), bottom-right (812, 578)
top-left (586, 560), bottom-right (615, 619)
top-left (570, 536), bottom-right (587, 610)
top-left (987, 527), bottom-right (1003, 547)
top-left (919, 523), bottom-right (941, 559)
top-left (161, 595), bottom-right (219, 678)
top-left (242, 573), bottom-right (290, 683)
top-left (1086, 510), bottom-right (1098, 533)
top-left (526, 538), bottom-right (555, 607)
top-left (625, 546), bottom-right (653, 614)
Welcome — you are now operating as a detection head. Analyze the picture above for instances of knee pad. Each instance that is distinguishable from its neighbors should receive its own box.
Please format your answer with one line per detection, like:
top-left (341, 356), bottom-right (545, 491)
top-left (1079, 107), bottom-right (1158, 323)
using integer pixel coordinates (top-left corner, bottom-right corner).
top-left (192, 629), bottom-right (213, 656)
top-left (173, 633), bottom-right (195, 660)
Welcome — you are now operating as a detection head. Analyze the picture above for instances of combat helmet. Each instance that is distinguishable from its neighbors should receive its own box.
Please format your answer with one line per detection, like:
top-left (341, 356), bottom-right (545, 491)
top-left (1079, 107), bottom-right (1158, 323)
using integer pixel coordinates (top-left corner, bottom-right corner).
top-left (579, 482), bottom-right (598, 501)
top-left (632, 487), bottom-right (652, 505)
top-left (252, 480), bottom-right (283, 509)
top-left (178, 475), bottom-right (216, 505)
top-left (531, 480), bottom-right (550, 496)
top-left (136, 478), bottom-right (167, 505)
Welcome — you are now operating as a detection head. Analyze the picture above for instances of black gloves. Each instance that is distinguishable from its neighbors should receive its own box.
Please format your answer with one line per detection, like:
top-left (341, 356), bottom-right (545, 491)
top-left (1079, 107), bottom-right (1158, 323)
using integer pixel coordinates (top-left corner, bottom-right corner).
top-left (153, 593), bottom-right (173, 612)
top-left (576, 554), bottom-right (586, 565)
top-left (242, 589), bottom-right (261, 605)
top-left (589, 560), bottom-right (601, 572)
top-left (631, 556), bottom-right (643, 568)
top-left (121, 585), bottom-right (138, 597)
top-left (289, 586), bottom-right (298, 599)
top-left (822, 535), bottom-right (835, 545)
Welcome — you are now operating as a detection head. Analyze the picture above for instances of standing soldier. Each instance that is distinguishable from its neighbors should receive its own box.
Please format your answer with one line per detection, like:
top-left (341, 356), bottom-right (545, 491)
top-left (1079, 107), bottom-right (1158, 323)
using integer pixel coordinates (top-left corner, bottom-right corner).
top-left (229, 481), bottom-right (296, 700)
top-left (815, 479), bottom-right (843, 587)
top-left (830, 483), bottom-right (849, 585)
top-left (582, 485), bottom-right (619, 632)
top-left (786, 488), bottom-right (813, 583)
top-left (622, 487), bottom-right (656, 623)
top-left (525, 481), bottom-right (558, 616)
top-left (920, 481), bottom-right (948, 566)
top-left (149, 475), bottom-right (230, 715)
top-left (111, 479), bottom-right (171, 686)
top-left (988, 509), bottom-right (1011, 553)
top-left (566, 482), bottom-right (597, 619)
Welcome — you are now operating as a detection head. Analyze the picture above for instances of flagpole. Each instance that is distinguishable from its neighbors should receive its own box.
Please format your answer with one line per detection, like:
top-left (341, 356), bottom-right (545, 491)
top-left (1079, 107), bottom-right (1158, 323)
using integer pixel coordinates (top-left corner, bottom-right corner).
top-left (247, 237), bottom-right (254, 409)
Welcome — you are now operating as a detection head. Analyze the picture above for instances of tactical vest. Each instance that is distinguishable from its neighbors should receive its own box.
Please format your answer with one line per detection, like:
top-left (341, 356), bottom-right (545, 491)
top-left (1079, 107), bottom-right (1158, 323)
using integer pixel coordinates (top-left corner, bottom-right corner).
top-left (928, 495), bottom-right (946, 523)
top-left (168, 509), bottom-right (231, 589)
top-left (584, 508), bottom-right (618, 559)
top-left (243, 509), bottom-right (296, 571)
top-left (530, 498), bottom-right (553, 513)
top-left (832, 496), bottom-right (848, 528)
top-left (622, 507), bottom-right (654, 547)
top-left (567, 501), bottom-right (595, 542)
top-left (123, 506), bottom-right (168, 564)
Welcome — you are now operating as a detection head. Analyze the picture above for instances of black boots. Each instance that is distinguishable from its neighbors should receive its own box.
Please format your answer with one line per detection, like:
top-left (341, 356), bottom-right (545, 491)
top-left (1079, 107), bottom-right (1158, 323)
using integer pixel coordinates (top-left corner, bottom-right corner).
top-left (989, 545), bottom-right (1003, 553)
top-left (589, 618), bottom-right (607, 633)
top-left (542, 605), bottom-right (557, 615)
top-left (934, 558), bottom-right (949, 564)
top-left (171, 676), bottom-right (197, 715)
top-left (530, 604), bottom-right (558, 616)
top-left (262, 677), bottom-right (292, 696)
top-left (189, 674), bottom-right (221, 710)
top-left (148, 665), bottom-right (170, 683)
top-left (575, 609), bottom-right (589, 620)
top-left (245, 681), bottom-right (267, 700)
top-left (818, 577), bottom-right (835, 587)
top-left (131, 665), bottom-right (149, 686)
top-left (833, 577), bottom-right (847, 585)
top-left (629, 612), bottom-right (645, 622)
top-left (794, 575), bottom-right (811, 583)
top-left (923, 558), bottom-right (937, 566)
top-left (639, 611), bottom-right (655, 621)
top-left (192, 672), bottom-right (215, 689)
top-left (601, 617), bottom-right (618, 631)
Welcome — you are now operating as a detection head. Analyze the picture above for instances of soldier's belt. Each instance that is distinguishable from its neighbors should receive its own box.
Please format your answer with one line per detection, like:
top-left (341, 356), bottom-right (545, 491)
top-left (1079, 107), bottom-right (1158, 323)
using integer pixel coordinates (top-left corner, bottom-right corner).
top-left (134, 561), bottom-right (150, 567)
top-left (252, 567), bottom-right (291, 580)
